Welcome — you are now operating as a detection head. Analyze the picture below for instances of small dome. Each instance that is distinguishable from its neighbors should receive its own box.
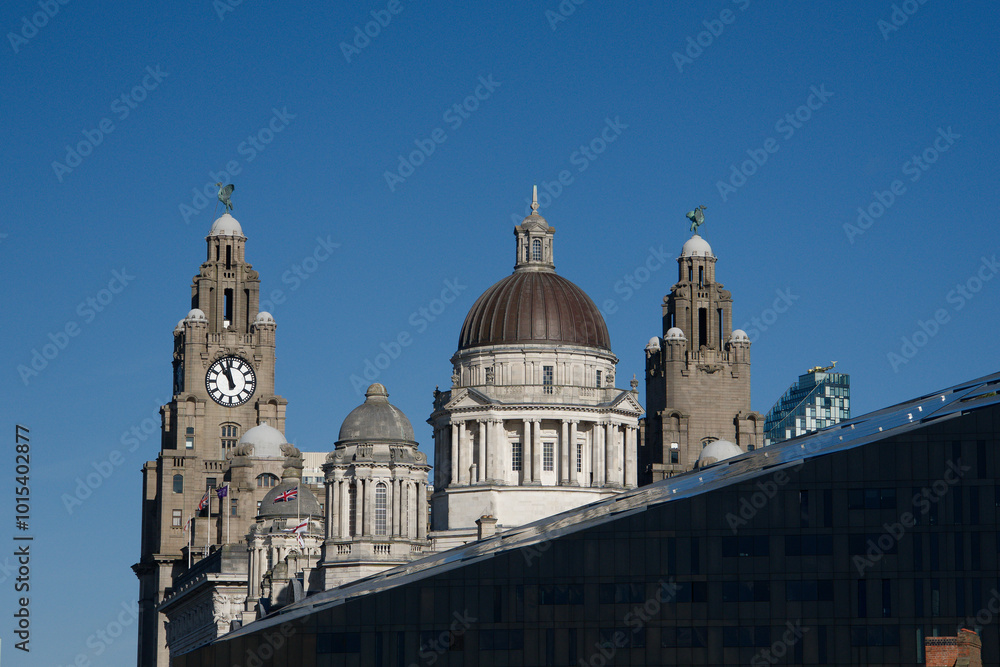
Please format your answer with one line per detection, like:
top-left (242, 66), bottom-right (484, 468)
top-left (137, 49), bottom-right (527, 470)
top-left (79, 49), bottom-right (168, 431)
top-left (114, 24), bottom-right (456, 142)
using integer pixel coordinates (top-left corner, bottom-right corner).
top-left (209, 213), bottom-right (244, 237)
top-left (730, 329), bottom-right (750, 343)
top-left (665, 327), bottom-right (686, 341)
top-left (185, 308), bottom-right (208, 322)
top-left (695, 439), bottom-right (743, 468)
top-left (520, 212), bottom-right (550, 232)
top-left (681, 234), bottom-right (713, 258)
top-left (174, 319), bottom-right (185, 334)
top-left (338, 384), bottom-right (416, 444)
top-left (254, 311), bottom-right (275, 325)
top-left (645, 336), bottom-right (661, 351)
top-left (257, 480), bottom-right (322, 520)
top-left (237, 424), bottom-right (287, 458)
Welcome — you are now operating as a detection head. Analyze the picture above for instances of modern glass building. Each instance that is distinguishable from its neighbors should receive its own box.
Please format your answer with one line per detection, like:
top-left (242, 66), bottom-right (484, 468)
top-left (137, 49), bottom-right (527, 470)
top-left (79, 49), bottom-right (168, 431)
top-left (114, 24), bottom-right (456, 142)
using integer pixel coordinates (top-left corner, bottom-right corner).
top-left (173, 372), bottom-right (1000, 666)
top-left (764, 365), bottom-right (851, 445)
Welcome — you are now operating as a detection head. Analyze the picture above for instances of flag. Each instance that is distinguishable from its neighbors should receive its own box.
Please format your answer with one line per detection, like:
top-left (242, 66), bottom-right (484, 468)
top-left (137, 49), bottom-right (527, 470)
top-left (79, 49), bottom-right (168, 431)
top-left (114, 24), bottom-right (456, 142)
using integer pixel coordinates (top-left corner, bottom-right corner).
top-left (288, 520), bottom-right (308, 548)
top-left (183, 518), bottom-right (193, 532)
top-left (198, 490), bottom-right (210, 511)
top-left (216, 484), bottom-right (229, 500)
top-left (274, 486), bottom-right (298, 503)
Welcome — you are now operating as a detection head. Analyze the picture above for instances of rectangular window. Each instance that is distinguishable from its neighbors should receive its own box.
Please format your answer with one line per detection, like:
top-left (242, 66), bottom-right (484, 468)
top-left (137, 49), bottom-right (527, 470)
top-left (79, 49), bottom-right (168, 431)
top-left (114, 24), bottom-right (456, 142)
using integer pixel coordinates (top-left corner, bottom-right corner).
top-left (172, 509), bottom-right (182, 527)
top-left (512, 442), bottom-right (522, 471)
top-left (185, 436), bottom-right (194, 449)
top-left (698, 308), bottom-right (707, 348)
top-left (543, 366), bottom-right (554, 394)
top-left (231, 499), bottom-right (238, 517)
top-left (670, 450), bottom-right (679, 464)
top-left (375, 484), bottom-right (387, 536)
top-left (348, 483), bottom-right (357, 537)
top-left (576, 443), bottom-right (582, 472)
top-left (206, 477), bottom-right (216, 490)
top-left (543, 442), bottom-right (554, 471)
top-left (596, 370), bottom-right (602, 388)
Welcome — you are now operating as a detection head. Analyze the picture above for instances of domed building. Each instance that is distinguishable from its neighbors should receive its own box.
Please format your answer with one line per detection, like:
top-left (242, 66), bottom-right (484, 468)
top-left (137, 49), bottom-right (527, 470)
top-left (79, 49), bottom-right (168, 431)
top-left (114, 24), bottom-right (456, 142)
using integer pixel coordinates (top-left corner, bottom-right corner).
top-left (428, 189), bottom-right (643, 546)
top-left (244, 440), bottom-right (324, 623)
top-left (642, 230), bottom-right (763, 483)
top-left (320, 384), bottom-right (431, 588)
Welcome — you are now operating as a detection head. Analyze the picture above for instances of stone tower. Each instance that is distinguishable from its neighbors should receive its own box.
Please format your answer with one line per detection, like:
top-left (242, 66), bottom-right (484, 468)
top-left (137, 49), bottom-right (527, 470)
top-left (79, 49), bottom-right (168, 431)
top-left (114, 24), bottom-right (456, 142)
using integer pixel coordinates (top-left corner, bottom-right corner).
top-left (640, 233), bottom-right (762, 484)
top-left (133, 213), bottom-right (287, 667)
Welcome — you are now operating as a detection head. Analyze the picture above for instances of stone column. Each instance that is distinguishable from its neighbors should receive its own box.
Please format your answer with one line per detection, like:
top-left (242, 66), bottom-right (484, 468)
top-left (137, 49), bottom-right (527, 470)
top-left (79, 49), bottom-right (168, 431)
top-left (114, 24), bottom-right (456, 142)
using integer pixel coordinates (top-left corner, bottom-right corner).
top-left (569, 420), bottom-right (579, 485)
top-left (353, 480), bottom-right (363, 537)
top-left (477, 419), bottom-right (487, 483)
top-left (458, 421), bottom-right (469, 485)
top-left (391, 479), bottom-right (399, 536)
top-left (407, 482), bottom-right (416, 539)
top-left (326, 482), bottom-right (336, 539)
top-left (531, 419), bottom-right (542, 483)
top-left (625, 427), bottom-right (637, 488)
top-left (450, 423), bottom-right (459, 486)
top-left (560, 420), bottom-right (570, 484)
top-left (493, 419), bottom-right (505, 482)
top-left (595, 422), bottom-right (605, 486)
top-left (605, 422), bottom-right (615, 486)
top-left (339, 481), bottom-right (349, 537)
top-left (416, 482), bottom-right (427, 539)
top-left (520, 418), bottom-right (530, 481)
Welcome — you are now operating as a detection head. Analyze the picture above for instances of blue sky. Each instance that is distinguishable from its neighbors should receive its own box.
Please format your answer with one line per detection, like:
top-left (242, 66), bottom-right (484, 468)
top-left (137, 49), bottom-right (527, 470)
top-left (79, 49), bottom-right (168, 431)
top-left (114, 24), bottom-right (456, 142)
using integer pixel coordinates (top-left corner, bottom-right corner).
top-left (2, 1), bottom-right (998, 664)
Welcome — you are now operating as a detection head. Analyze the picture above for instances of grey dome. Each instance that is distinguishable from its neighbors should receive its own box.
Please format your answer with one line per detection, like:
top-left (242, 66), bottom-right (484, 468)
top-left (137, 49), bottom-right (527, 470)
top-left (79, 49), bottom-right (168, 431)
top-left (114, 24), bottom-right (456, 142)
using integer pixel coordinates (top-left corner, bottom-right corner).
top-left (695, 439), bottom-right (743, 469)
top-left (237, 424), bottom-right (286, 458)
top-left (257, 479), bottom-right (321, 520)
top-left (338, 384), bottom-right (415, 443)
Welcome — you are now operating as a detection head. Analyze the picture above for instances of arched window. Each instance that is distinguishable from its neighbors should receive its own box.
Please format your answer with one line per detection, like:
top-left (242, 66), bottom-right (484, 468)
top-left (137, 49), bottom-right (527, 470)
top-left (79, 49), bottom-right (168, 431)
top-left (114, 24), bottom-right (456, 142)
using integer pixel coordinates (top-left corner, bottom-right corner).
top-left (532, 239), bottom-right (542, 261)
top-left (173, 474), bottom-right (183, 493)
top-left (256, 473), bottom-right (279, 488)
top-left (375, 482), bottom-right (387, 536)
top-left (220, 423), bottom-right (239, 455)
top-left (349, 482), bottom-right (357, 536)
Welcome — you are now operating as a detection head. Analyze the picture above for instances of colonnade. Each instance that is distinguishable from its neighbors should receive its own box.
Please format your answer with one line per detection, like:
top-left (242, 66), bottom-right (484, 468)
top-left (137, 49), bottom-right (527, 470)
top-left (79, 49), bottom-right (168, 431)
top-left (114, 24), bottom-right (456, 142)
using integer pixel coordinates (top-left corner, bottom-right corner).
top-left (324, 476), bottom-right (427, 541)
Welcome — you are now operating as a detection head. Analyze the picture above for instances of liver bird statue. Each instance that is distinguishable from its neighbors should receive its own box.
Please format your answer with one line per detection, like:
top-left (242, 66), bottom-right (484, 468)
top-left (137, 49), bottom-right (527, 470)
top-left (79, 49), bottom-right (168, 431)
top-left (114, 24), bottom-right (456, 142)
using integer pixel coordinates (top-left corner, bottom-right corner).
top-left (686, 205), bottom-right (706, 234)
top-left (216, 183), bottom-right (235, 213)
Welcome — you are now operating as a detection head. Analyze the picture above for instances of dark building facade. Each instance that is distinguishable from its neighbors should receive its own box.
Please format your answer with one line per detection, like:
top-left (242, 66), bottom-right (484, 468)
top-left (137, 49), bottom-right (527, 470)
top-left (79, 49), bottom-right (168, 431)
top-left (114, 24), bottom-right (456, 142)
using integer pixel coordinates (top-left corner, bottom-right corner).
top-left (173, 372), bottom-right (1000, 666)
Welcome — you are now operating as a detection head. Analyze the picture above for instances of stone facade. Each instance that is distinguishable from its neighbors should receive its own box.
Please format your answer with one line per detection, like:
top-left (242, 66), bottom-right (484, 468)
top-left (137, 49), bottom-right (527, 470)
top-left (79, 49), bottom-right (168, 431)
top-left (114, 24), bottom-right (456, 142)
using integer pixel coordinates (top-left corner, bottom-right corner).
top-left (641, 233), bottom-right (763, 483)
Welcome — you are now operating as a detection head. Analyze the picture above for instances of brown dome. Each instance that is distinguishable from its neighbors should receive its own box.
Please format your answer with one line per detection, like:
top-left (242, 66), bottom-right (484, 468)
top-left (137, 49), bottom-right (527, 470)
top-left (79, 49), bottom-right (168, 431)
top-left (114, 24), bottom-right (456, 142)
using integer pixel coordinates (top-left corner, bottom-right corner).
top-left (459, 271), bottom-right (611, 351)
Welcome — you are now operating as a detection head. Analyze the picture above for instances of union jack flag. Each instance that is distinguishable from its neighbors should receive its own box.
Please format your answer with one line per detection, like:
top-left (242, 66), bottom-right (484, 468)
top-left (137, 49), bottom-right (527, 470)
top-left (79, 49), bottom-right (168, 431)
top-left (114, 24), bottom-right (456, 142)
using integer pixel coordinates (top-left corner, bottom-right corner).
top-left (274, 486), bottom-right (298, 503)
top-left (197, 490), bottom-right (211, 511)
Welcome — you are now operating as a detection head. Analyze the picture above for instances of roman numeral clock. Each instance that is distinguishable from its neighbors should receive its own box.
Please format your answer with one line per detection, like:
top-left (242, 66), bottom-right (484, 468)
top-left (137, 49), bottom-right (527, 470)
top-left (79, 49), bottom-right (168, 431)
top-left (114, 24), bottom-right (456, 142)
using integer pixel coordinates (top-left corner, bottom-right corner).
top-left (205, 355), bottom-right (257, 406)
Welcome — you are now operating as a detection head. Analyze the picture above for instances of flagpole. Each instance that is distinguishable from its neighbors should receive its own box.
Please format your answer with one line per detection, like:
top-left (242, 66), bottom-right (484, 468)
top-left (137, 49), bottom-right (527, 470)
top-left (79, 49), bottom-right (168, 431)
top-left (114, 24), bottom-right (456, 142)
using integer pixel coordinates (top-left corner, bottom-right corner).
top-left (205, 489), bottom-right (211, 558)
top-left (187, 516), bottom-right (192, 569)
top-left (225, 485), bottom-right (230, 544)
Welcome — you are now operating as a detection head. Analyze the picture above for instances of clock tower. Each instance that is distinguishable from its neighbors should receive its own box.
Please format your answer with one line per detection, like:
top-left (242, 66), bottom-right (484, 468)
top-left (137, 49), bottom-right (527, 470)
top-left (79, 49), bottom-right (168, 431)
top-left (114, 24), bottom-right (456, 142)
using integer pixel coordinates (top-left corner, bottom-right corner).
top-left (133, 212), bottom-right (287, 667)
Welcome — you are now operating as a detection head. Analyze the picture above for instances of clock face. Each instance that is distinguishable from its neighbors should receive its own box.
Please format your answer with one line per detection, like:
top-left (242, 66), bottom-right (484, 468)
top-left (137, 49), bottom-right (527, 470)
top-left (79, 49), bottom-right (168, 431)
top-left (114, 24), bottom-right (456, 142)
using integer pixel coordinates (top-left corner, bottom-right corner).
top-left (205, 356), bottom-right (256, 406)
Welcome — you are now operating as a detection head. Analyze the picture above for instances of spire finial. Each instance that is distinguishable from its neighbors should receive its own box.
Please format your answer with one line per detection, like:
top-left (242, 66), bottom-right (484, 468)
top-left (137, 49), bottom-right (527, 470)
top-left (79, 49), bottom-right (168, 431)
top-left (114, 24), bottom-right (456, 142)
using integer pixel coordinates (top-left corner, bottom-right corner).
top-left (531, 185), bottom-right (539, 214)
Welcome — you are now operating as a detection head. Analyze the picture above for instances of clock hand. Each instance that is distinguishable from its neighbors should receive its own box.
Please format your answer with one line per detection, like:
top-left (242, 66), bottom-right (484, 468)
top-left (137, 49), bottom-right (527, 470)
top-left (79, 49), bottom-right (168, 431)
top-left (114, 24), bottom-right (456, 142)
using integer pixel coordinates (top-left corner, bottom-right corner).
top-left (222, 360), bottom-right (235, 390)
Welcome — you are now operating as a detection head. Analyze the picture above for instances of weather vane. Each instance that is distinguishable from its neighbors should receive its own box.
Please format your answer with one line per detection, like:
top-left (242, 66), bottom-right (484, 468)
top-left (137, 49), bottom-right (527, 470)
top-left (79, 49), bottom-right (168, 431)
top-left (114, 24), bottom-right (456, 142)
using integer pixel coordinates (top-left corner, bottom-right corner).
top-left (216, 182), bottom-right (235, 214)
top-left (686, 205), bottom-right (706, 234)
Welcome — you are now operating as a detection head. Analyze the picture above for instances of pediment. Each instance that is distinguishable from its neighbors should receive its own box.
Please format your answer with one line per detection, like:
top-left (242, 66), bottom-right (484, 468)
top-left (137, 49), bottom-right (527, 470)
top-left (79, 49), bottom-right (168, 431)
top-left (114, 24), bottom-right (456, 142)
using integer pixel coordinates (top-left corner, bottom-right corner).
top-left (445, 387), bottom-right (496, 410)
